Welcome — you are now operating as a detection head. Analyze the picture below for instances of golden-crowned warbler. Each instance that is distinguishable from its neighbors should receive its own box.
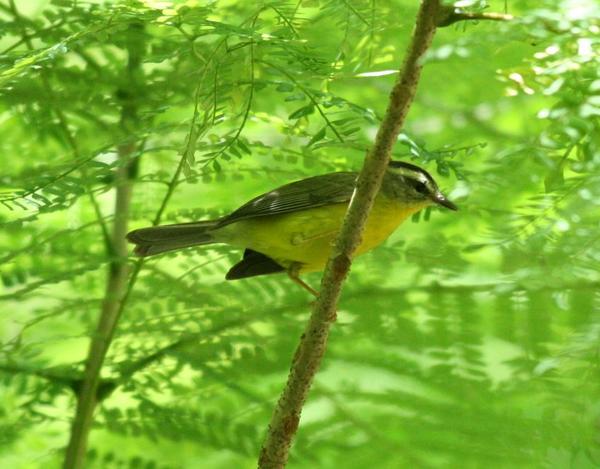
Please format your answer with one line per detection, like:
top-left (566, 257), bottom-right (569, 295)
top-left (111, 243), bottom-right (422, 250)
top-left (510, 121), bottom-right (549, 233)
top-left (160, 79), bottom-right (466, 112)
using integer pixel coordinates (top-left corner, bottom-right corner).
top-left (127, 160), bottom-right (457, 292)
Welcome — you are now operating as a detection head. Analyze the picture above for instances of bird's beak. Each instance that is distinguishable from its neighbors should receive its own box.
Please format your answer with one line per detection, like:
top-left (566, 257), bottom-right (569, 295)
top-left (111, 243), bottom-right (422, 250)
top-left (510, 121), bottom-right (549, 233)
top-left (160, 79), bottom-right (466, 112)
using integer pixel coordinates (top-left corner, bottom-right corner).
top-left (433, 192), bottom-right (458, 211)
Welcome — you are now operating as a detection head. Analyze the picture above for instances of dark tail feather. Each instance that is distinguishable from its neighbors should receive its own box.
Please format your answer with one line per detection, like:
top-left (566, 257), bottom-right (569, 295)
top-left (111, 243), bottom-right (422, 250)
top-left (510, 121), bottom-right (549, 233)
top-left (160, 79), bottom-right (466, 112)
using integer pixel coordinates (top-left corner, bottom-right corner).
top-left (226, 249), bottom-right (285, 279)
top-left (126, 220), bottom-right (219, 257)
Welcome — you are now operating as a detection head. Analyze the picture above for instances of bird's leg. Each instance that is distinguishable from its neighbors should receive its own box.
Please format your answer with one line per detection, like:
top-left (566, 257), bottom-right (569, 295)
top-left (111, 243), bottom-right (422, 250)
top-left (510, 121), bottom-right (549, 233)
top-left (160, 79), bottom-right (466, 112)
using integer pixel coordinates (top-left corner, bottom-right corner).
top-left (287, 264), bottom-right (319, 297)
top-left (288, 266), bottom-right (336, 321)
top-left (288, 273), bottom-right (319, 297)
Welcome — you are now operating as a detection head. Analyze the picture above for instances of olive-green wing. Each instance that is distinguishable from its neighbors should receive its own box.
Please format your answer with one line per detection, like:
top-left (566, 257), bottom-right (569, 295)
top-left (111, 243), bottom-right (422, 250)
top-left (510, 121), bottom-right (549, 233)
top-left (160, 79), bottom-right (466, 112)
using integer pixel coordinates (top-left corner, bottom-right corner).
top-left (218, 171), bottom-right (357, 226)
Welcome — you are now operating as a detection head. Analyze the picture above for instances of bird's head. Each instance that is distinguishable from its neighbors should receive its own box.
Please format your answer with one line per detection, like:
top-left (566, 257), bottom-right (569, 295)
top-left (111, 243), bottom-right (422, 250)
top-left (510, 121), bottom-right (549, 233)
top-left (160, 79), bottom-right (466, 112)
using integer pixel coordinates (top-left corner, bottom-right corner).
top-left (385, 160), bottom-right (458, 211)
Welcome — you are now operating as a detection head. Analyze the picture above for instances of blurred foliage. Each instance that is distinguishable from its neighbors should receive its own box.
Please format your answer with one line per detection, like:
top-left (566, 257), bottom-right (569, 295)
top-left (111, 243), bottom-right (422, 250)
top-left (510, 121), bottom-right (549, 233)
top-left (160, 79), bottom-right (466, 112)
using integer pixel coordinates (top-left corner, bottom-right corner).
top-left (0, 0), bottom-right (599, 467)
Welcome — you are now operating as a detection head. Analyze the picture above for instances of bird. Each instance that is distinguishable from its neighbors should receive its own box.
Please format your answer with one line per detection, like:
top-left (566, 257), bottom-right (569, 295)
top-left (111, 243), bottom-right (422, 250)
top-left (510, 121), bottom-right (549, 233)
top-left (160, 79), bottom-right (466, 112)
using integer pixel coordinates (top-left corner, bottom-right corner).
top-left (126, 160), bottom-right (457, 295)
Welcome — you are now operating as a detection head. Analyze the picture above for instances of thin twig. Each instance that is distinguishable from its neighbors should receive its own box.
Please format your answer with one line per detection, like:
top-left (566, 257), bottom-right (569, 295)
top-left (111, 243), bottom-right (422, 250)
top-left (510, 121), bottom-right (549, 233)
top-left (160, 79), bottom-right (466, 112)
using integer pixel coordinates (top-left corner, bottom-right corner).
top-left (261, 60), bottom-right (345, 143)
top-left (269, 6), bottom-right (299, 38)
top-left (339, 0), bottom-right (370, 26)
top-left (0, 362), bottom-right (77, 387)
top-left (258, 1), bottom-right (443, 467)
top-left (0, 18), bottom-right (67, 55)
top-left (6, 0), bottom-right (111, 248)
top-left (0, 219), bottom-right (104, 266)
top-left (436, 8), bottom-right (514, 27)
top-left (203, 18), bottom-right (256, 167)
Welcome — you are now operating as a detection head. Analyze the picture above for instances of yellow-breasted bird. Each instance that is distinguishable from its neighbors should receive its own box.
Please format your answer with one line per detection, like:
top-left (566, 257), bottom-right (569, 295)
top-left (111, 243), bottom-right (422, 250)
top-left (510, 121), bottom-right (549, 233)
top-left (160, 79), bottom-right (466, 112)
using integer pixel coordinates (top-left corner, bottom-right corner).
top-left (126, 161), bottom-right (457, 294)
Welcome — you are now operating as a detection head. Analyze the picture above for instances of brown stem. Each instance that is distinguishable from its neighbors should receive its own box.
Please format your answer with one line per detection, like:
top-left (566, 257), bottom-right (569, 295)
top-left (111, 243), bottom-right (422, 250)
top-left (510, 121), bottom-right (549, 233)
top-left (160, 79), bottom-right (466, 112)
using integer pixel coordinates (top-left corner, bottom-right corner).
top-left (257, 1), bottom-right (443, 467)
top-left (62, 23), bottom-right (224, 468)
top-left (62, 143), bottom-right (136, 469)
top-left (62, 26), bottom-right (144, 469)
top-left (436, 8), bottom-right (514, 27)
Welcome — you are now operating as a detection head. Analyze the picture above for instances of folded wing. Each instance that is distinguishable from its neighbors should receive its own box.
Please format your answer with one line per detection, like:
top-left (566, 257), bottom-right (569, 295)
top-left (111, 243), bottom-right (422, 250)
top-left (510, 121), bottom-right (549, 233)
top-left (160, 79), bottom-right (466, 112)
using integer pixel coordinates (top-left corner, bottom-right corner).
top-left (218, 172), bottom-right (357, 226)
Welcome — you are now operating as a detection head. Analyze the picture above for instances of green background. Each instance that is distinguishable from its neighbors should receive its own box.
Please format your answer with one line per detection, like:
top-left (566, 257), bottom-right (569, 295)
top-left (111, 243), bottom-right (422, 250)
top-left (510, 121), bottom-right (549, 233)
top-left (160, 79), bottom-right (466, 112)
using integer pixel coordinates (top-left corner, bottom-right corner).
top-left (1, 0), bottom-right (599, 467)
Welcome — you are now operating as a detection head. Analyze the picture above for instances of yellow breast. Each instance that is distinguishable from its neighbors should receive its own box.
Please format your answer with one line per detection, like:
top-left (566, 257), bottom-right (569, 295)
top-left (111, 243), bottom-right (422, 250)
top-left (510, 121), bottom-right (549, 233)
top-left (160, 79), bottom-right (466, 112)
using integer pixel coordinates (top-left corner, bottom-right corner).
top-left (217, 196), bottom-right (427, 273)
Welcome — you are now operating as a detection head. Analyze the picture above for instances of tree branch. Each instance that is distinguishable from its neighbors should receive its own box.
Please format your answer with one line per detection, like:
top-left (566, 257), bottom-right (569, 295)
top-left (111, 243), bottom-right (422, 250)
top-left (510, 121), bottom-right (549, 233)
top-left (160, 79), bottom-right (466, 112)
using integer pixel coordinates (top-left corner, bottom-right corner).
top-left (62, 24), bottom-right (144, 469)
top-left (258, 1), bottom-right (443, 467)
top-left (436, 7), bottom-right (513, 27)
top-left (0, 362), bottom-right (77, 387)
top-left (62, 25), bottom-right (226, 469)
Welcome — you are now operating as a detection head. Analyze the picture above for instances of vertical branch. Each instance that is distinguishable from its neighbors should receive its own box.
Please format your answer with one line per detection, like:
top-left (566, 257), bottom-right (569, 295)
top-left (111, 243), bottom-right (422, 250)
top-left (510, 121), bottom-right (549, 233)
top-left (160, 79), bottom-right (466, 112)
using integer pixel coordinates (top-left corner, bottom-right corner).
top-left (62, 24), bottom-right (145, 469)
top-left (258, 1), bottom-right (442, 467)
top-left (62, 23), bottom-right (224, 469)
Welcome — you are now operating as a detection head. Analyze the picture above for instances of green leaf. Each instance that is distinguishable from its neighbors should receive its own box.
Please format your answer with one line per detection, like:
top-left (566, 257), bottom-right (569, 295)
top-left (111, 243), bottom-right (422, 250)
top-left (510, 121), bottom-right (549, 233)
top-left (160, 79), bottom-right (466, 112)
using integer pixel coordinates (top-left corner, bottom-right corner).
top-left (544, 165), bottom-right (565, 192)
top-left (288, 104), bottom-right (314, 120)
top-left (275, 83), bottom-right (294, 92)
top-left (237, 140), bottom-right (252, 155)
top-left (307, 126), bottom-right (326, 146)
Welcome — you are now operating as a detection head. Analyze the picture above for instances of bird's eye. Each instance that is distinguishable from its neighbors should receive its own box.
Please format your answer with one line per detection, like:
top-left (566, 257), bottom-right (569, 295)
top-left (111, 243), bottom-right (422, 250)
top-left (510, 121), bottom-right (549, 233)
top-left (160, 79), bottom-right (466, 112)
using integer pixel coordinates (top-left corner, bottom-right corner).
top-left (414, 181), bottom-right (428, 195)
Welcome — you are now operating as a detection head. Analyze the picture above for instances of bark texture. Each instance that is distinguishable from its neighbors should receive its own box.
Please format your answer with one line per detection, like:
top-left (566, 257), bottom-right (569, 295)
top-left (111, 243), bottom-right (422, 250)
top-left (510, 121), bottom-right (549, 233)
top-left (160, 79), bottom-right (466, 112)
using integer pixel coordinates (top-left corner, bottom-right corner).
top-left (258, 1), bottom-right (443, 467)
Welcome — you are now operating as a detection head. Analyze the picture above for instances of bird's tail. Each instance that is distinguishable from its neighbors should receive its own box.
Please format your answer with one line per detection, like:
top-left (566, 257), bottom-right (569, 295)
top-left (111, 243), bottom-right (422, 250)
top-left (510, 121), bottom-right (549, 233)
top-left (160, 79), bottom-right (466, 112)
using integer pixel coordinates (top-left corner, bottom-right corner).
top-left (126, 220), bottom-right (219, 257)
